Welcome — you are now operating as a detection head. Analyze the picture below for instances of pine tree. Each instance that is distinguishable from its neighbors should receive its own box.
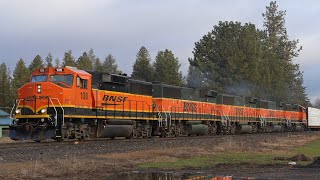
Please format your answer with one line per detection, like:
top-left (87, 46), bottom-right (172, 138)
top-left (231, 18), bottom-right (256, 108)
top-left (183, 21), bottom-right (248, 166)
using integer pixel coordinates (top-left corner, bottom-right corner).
top-left (62, 50), bottom-right (76, 67)
top-left (77, 52), bottom-right (93, 70)
top-left (288, 69), bottom-right (310, 106)
top-left (88, 48), bottom-right (98, 70)
top-left (262, 1), bottom-right (306, 103)
top-left (102, 54), bottom-right (120, 73)
top-left (12, 59), bottom-right (30, 98)
top-left (187, 1), bottom-right (308, 103)
top-left (55, 58), bottom-right (60, 68)
top-left (94, 58), bottom-right (104, 72)
top-left (0, 63), bottom-right (12, 109)
top-left (186, 65), bottom-right (206, 88)
top-left (132, 46), bottom-right (154, 81)
top-left (154, 49), bottom-right (182, 86)
top-left (45, 53), bottom-right (53, 67)
top-left (189, 21), bottom-right (263, 92)
top-left (29, 55), bottom-right (44, 73)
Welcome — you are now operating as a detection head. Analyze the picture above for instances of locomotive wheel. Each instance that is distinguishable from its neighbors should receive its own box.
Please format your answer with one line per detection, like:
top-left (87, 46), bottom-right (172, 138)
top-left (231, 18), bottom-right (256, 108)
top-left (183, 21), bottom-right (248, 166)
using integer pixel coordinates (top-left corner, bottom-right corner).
top-left (56, 137), bottom-right (64, 142)
top-left (229, 124), bottom-right (236, 135)
top-left (252, 124), bottom-right (258, 134)
top-left (160, 131), bottom-right (167, 138)
top-left (208, 122), bottom-right (217, 135)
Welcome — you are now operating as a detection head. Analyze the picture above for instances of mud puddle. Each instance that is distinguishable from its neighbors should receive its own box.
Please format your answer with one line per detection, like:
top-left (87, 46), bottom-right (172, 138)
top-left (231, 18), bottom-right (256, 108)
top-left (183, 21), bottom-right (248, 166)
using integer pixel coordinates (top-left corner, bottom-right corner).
top-left (105, 171), bottom-right (266, 180)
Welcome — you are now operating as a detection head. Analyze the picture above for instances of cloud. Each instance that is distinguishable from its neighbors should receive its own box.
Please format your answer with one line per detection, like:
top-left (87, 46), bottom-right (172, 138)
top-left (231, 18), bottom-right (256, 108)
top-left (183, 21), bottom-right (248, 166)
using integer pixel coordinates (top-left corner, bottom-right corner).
top-left (296, 33), bottom-right (320, 69)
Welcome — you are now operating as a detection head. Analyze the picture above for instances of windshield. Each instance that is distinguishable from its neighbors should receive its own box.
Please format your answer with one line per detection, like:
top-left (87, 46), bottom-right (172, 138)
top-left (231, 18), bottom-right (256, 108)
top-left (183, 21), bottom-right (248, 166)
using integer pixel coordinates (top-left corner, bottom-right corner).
top-left (50, 74), bottom-right (74, 87)
top-left (31, 75), bottom-right (48, 82)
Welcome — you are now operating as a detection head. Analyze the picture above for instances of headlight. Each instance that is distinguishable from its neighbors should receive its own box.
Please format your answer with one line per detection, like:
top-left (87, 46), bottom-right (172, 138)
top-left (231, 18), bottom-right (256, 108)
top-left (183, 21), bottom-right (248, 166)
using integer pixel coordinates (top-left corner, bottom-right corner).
top-left (15, 109), bottom-right (21, 114)
top-left (40, 108), bottom-right (47, 114)
top-left (37, 84), bottom-right (41, 93)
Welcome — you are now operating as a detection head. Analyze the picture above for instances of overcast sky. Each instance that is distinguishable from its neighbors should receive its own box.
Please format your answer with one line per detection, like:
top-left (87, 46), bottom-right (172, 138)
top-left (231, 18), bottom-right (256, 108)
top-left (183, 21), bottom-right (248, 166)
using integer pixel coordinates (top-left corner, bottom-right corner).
top-left (0, 0), bottom-right (319, 102)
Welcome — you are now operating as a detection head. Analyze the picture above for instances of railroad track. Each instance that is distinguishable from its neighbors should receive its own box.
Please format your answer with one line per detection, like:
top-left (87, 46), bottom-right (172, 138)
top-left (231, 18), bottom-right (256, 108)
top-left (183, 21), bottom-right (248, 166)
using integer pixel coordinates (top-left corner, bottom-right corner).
top-left (0, 131), bottom-right (314, 149)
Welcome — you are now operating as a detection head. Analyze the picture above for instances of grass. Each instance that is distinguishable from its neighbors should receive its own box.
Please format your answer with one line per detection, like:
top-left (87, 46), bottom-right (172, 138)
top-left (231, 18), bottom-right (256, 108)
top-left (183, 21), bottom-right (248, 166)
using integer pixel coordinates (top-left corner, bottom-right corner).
top-left (294, 140), bottom-right (320, 157)
top-left (138, 136), bottom-right (320, 169)
top-left (139, 152), bottom-right (292, 169)
top-left (138, 153), bottom-right (284, 169)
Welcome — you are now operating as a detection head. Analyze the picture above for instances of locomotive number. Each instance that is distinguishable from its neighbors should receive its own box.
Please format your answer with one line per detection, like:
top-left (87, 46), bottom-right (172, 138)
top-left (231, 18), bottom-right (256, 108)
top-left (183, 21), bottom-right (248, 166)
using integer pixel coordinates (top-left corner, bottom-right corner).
top-left (184, 102), bottom-right (197, 112)
top-left (80, 92), bottom-right (88, 100)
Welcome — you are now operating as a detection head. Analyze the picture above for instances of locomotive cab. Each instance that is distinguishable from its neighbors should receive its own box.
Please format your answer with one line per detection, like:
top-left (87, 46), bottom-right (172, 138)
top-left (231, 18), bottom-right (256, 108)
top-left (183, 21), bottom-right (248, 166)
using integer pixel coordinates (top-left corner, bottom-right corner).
top-left (10, 66), bottom-right (92, 141)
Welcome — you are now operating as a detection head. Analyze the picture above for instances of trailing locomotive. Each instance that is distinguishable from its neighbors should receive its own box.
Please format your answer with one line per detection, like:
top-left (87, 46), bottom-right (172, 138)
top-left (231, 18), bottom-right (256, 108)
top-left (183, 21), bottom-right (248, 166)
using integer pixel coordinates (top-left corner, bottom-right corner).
top-left (9, 66), bottom-right (308, 141)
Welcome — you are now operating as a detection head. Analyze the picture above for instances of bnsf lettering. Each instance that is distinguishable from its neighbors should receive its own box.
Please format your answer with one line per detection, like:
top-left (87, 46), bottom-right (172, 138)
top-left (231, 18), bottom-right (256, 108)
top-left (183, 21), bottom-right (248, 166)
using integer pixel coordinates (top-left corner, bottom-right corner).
top-left (269, 111), bottom-right (275, 117)
top-left (183, 102), bottom-right (197, 112)
top-left (236, 108), bottom-right (244, 115)
top-left (26, 95), bottom-right (49, 100)
top-left (103, 95), bottom-right (128, 103)
top-left (26, 95), bottom-right (36, 100)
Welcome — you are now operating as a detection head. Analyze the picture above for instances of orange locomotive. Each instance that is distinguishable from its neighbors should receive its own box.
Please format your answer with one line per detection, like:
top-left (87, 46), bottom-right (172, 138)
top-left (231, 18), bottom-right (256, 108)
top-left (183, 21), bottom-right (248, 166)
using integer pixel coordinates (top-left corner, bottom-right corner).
top-left (10, 66), bottom-right (307, 141)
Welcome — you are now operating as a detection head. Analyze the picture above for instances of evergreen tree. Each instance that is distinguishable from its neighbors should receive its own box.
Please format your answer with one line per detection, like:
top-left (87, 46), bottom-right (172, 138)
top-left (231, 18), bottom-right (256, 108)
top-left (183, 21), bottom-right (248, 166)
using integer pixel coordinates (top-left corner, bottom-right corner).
top-left (62, 50), bottom-right (76, 67)
top-left (186, 65), bottom-right (206, 88)
top-left (0, 63), bottom-right (12, 109)
top-left (45, 53), bottom-right (53, 67)
top-left (88, 48), bottom-right (98, 70)
top-left (262, 1), bottom-right (306, 104)
top-left (102, 54), bottom-right (120, 73)
top-left (12, 59), bottom-right (29, 98)
top-left (55, 58), bottom-right (60, 68)
top-left (189, 21), bottom-right (263, 93)
top-left (77, 52), bottom-right (93, 70)
top-left (288, 69), bottom-right (310, 106)
top-left (154, 49), bottom-right (182, 86)
top-left (29, 55), bottom-right (44, 73)
top-left (188, 1), bottom-right (308, 104)
top-left (94, 58), bottom-right (104, 72)
top-left (132, 46), bottom-right (154, 81)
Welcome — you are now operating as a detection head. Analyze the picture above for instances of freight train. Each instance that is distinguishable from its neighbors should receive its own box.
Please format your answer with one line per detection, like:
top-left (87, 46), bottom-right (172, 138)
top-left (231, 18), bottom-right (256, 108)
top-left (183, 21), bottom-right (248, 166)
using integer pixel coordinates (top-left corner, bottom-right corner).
top-left (9, 66), bottom-right (315, 141)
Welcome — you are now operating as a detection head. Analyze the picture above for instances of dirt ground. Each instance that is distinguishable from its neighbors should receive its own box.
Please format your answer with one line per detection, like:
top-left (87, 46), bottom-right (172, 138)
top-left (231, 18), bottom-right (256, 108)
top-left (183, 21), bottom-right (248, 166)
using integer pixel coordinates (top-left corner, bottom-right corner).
top-left (0, 132), bottom-right (320, 179)
top-left (105, 167), bottom-right (320, 180)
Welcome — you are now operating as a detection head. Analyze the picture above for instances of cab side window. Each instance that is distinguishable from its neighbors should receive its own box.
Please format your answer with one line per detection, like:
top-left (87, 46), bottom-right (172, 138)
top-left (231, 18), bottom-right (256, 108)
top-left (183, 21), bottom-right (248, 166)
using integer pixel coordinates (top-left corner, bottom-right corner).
top-left (76, 76), bottom-right (88, 89)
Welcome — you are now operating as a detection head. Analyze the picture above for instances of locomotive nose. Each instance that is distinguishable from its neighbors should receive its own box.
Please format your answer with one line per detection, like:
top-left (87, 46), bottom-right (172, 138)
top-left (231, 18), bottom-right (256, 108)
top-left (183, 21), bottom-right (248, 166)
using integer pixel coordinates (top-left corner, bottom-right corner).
top-left (35, 84), bottom-right (42, 93)
top-left (20, 83), bottom-right (41, 95)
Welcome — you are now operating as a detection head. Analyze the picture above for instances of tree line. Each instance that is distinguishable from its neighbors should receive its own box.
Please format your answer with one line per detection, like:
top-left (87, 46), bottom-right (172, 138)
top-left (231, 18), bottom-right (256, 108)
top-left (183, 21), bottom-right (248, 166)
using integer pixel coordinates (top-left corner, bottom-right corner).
top-left (0, 47), bottom-right (183, 111)
top-left (0, 1), bottom-right (311, 112)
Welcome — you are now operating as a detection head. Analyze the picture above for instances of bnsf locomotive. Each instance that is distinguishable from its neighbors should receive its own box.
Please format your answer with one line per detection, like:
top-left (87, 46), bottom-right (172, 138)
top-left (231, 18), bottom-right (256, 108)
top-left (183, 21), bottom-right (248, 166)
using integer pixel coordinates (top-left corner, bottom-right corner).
top-left (10, 66), bottom-right (308, 141)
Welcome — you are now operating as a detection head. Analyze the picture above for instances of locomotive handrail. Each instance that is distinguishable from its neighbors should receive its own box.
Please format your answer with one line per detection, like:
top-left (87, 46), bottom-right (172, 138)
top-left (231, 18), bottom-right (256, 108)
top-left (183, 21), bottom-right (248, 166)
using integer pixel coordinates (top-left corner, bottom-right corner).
top-left (218, 110), bottom-right (229, 126)
top-left (10, 99), bottom-right (18, 119)
top-left (10, 99), bottom-right (20, 124)
top-left (162, 107), bottom-right (168, 129)
top-left (258, 114), bottom-right (266, 127)
top-left (11, 99), bottom-right (24, 117)
top-left (49, 98), bottom-right (65, 126)
top-left (154, 105), bottom-right (163, 127)
top-left (286, 118), bottom-right (292, 127)
top-left (168, 106), bottom-right (172, 127)
top-left (48, 98), bottom-right (58, 126)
